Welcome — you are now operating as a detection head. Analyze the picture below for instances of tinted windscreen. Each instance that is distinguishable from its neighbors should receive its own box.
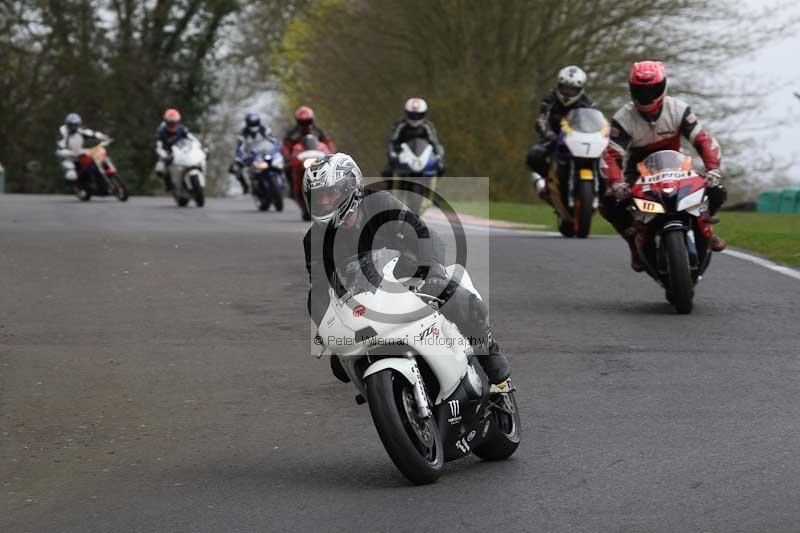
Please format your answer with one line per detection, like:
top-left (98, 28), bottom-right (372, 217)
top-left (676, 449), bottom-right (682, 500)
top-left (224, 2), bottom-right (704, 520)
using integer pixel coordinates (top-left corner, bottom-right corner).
top-left (565, 108), bottom-right (607, 133)
top-left (335, 249), bottom-right (400, 298)
top-left (640, 150), bottom-right (690, 175)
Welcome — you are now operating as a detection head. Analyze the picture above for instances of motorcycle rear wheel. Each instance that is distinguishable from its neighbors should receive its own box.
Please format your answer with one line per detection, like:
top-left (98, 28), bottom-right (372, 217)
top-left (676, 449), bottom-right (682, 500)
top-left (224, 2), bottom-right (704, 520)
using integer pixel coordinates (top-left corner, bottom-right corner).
top-left (472, 391), bottom-right (521, 461)
top-left (664, 230), bottom-right (694, 314)
top-left (190, 175), bottom-right (205, 207)
top-left (366, 370), bottom-right (444, 485)
top-left (558, 216), bottom-right (575, 238)
top-left (574, 181), bottom-right (594, 238)
top-left (111, 176), bottom-right (129, 202)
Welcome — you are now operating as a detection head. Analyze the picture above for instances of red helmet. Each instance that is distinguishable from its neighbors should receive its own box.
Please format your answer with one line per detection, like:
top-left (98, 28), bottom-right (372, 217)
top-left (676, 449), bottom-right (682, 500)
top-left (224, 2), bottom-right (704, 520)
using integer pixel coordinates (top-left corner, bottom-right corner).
top-left (295, 106), bottom-right (315, 130)
top-left (629, 61), bottom-right (667, 115)
top-left (163, 108), bottom-right (181, 132)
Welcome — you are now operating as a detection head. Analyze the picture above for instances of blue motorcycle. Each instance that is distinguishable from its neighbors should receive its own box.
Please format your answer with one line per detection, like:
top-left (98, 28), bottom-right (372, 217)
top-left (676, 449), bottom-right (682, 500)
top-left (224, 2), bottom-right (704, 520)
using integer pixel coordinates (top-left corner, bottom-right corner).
top-left (245, 139), bottom-right (286, 212)
top-left (393, 138), bottom-right (440, 214)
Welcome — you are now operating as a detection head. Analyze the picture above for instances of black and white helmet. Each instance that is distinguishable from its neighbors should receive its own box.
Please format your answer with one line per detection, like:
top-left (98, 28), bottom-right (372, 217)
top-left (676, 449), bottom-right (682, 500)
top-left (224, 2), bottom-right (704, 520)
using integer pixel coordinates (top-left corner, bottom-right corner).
top-left (556, 66), bottom-right (587, 106)
top-left (303, 153), bottom-right (364, 228)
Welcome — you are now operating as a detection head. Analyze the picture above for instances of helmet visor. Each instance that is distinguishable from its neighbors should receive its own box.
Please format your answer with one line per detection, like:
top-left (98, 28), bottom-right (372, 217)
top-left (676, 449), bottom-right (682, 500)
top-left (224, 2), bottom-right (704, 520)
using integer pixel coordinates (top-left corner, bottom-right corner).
top-left (557, 83), bottom-right (581, 98)
top-left (308, 182), bottom-right (348, 219)
top-left (630, 80), bottom-right (666, 105)
top-left (406, 111), bottom-right (426, 122)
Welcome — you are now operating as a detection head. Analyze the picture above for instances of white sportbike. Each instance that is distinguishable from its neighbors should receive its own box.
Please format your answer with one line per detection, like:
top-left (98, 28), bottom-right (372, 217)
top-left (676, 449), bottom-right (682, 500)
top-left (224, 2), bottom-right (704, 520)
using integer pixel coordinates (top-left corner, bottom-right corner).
top-left (317, 249), bottom-right (520, 484)
top-left (169, 134), bottom-right (207, 207)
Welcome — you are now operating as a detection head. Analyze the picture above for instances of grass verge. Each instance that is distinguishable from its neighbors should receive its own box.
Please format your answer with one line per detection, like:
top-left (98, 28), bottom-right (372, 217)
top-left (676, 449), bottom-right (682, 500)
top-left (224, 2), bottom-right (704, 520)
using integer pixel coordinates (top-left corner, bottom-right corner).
top-left (451, 201), bottom-right (800, 266)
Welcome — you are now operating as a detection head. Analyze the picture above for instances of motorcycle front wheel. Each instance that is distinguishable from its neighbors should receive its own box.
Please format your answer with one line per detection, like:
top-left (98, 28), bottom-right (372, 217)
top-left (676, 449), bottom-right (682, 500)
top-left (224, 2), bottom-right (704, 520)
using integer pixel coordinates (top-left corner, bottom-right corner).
top-left (366, 370), bottom-right (444, 485)
top-left (664, 230), bottom-right (694, 314)
top-left (472, 391), bottom-right (521, 461)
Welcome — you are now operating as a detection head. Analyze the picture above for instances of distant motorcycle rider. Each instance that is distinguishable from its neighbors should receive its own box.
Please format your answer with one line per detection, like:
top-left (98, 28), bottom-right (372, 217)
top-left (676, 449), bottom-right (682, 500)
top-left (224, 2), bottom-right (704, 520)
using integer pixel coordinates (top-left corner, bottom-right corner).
top-left (282, 106), bottom-right (335, 194)
top-left (56, 113), bottom-right (117, 196)
top-left (155, 108), bottom-right (190, 192)
top-left (600, 61), bottom-right (726, 271)
top-left (228, 113), bottom-right (277, 195)
top-left (303, 153), bottom-right (510, 385)
top-left (382, 98), bottom-right (446, 178)
top-left (527, 66), bottom-right (596, 200)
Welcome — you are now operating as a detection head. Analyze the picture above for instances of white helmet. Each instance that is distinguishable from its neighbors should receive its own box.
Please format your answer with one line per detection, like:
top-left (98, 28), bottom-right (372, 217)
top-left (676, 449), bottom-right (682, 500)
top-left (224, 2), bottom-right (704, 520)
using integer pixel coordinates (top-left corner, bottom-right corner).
top-left (556, 66), bottom-right (587, 106)
top-left (404, 97), bottom-right (428, 127)
top-left (303, 153), bottom-right (364, 228)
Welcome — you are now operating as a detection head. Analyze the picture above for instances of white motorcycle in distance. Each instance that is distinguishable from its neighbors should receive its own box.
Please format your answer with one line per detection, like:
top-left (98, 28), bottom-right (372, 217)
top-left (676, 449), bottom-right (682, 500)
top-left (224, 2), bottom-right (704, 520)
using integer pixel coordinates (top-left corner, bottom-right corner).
top-left (169, 135), bottom-right (207, 207)
top-left (317, 249), bottom-right (520, 485)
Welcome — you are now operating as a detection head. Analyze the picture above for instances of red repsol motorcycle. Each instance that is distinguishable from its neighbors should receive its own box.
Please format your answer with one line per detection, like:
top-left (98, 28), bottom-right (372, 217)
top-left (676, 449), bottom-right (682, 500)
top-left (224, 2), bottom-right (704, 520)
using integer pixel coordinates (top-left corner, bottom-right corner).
top-left (629, 150), bottom-right (713, 314)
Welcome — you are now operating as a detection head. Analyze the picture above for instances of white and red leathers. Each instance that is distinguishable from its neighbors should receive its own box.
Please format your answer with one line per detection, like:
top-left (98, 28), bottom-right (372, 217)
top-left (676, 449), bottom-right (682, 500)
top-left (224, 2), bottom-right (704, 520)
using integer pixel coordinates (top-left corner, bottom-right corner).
top-left (600, 95), bottom-right (727, 263)
top-left (603, 95), bottom-right (721, 184)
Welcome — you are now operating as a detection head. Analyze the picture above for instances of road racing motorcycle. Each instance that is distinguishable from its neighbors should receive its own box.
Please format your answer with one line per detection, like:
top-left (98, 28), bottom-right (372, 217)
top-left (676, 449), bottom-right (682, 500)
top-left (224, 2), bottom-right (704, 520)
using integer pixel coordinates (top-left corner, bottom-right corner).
top-left (316, 249), bottom-right (520, 485)
top-left (629, 150), bottom-right (713, 314)
top-left (245, 138), bottom-right (286, 212)
top-left (290, 134), bottom-right (330, 220)
top-left (74, 139), bottom-right (128, 202)
top-left (392, 138), bottom-right (440, 215)
top-left (543, 108), bottom-right (609, 238)
top-left (169, 135), bottom-right (207, 208)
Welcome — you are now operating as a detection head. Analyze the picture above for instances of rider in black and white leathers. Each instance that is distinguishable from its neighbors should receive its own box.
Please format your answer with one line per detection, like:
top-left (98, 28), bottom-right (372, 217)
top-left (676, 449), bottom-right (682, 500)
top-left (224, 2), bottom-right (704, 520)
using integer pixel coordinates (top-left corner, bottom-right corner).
top-left (56, 114), bottom-right (113, 186)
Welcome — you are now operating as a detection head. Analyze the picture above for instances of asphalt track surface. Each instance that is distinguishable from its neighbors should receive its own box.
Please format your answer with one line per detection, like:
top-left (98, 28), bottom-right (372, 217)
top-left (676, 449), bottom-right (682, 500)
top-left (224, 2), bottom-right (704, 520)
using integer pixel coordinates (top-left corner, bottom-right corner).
top-left (2, 194), bottom-right (800, 532)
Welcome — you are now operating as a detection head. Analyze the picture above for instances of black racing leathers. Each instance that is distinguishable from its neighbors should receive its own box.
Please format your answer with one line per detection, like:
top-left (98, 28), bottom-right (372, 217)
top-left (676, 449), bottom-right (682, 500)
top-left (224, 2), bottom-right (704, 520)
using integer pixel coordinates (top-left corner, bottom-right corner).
top-left (527, 90), bottom-right (596, 175)
top-left (303, 189), bottom-right (489, 347)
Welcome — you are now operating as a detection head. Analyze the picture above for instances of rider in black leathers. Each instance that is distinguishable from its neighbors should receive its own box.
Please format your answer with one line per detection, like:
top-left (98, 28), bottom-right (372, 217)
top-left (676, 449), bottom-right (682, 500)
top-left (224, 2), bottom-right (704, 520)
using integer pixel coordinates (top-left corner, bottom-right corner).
top-left (303, 153), bottom-right (510, 385)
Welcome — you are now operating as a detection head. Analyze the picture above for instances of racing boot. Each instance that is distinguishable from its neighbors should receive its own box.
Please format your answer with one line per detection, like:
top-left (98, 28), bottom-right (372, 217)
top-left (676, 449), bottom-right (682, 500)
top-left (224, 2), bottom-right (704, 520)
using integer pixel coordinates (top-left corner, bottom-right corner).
top-left (624, 226), bottom-right (644, 272)
top-left (157, 171), bottom-right (173, 192)
top-left (236, 174), bottom-right (249, 195)
top-left (697, 215), bottom-right (726, 252)
top-left (531, 172), bottom-right (548, 201)
top-left (467, 295), bottom-right (511, 385)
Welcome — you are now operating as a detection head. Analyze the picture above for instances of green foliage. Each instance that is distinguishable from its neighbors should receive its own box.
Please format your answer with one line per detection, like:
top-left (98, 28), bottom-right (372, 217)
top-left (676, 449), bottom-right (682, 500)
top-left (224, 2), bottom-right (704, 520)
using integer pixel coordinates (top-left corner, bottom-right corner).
top-left (276, 0), bottom-right (786, 200)
top-left (0, 0), bottom-right (238, 194)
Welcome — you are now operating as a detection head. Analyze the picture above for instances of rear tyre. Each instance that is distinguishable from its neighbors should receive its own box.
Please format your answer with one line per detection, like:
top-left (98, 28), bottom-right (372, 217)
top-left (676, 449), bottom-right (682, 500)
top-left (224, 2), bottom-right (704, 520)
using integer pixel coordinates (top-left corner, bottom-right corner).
top-left (111, 176), bottom-right (129, 202)
top-left (190, 175), bottom-right (205, 207)
top-left (575, 181), bottom-right (594, 238)
top-left (472, 392), bottom-right (521, 461)
top-left (664, 230), bottom-right (694, 314)
top-left (558, 216), bottom-right (575, 238)
top-left (365, 370), bottom-right (444, 485)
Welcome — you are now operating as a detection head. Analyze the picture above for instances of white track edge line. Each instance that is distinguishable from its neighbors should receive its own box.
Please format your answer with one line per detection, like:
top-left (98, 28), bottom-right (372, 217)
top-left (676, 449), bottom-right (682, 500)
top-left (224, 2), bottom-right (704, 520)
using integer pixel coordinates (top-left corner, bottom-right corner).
top-left (426, 217), bottom-right (800, 282)
top-left (722, 249), bottom-right (800, 282)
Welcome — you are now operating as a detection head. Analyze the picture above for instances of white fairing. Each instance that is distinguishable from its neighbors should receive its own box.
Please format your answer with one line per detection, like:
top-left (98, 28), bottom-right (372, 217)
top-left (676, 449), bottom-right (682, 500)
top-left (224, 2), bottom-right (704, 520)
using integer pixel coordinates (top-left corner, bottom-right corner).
top-left (169, 136), bottom-right (207, 189)
top-left (564, 130), bottom-right (609, 159)
top-left (677, 187), bottom-right (706, 212)
top-left (319, 257), bottom-right (482, 404)
top-left (398, 143), bottom-right (434, 173)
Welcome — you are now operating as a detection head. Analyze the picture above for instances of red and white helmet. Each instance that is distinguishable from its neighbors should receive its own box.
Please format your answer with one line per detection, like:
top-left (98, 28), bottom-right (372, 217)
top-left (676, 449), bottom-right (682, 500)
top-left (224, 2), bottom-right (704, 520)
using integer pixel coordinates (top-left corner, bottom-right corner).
top-left (629, 61), bottom-right (667, 116)
top-left (295, 106), bottom-right (315, 129)
top-left (163, 108), bottom-right (181, 132)
top-left (404, 98), bottom-right (428, 127)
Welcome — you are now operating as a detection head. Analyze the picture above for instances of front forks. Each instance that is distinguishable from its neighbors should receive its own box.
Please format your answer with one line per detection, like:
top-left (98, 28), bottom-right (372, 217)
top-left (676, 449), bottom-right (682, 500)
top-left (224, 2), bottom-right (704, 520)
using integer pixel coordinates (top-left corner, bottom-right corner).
top-left (408, 356), bottom-right (432, 419)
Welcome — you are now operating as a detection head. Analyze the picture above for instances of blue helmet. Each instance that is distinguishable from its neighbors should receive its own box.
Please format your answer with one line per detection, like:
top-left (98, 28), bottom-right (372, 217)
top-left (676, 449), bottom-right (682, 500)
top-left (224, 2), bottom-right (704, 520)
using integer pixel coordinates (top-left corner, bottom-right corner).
top-left (245, 112), bottom-right (261, 129)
